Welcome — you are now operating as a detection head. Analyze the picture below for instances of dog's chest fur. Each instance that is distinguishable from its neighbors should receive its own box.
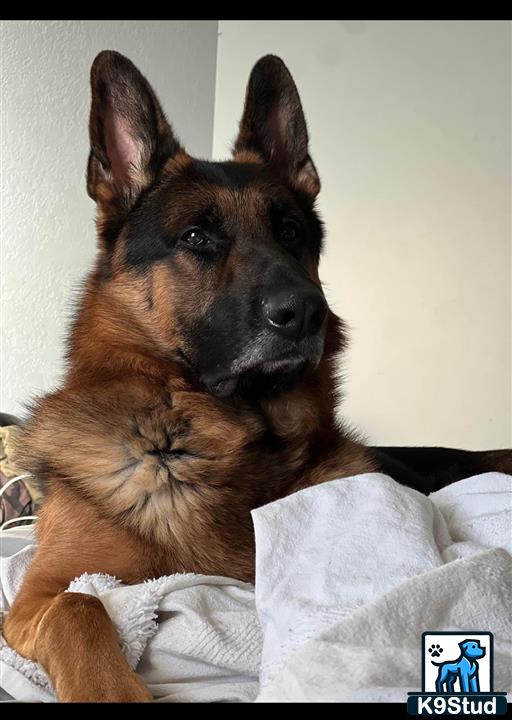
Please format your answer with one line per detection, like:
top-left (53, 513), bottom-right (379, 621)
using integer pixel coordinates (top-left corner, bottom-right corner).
top-left (18, 365), bottom-right (357, 583)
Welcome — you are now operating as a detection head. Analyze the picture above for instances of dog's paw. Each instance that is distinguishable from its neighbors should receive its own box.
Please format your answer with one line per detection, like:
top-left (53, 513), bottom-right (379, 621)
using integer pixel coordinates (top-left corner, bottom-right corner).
top-left (58, 672), bottom-right (154, 703)
top-left (428, 644), bottom-right (443, 658)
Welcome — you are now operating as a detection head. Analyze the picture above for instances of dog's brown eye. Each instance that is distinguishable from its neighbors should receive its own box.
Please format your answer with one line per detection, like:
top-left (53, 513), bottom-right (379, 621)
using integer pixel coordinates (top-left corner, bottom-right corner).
top-left (281, 221), bottom-right (300, 244)
top-left (180, 228), bottom-right (211, 247)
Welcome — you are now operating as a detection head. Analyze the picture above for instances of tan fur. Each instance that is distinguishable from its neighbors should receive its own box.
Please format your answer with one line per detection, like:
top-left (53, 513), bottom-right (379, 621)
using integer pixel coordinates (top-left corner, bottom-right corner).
top-left (232, 149), bottom-right (265, 164)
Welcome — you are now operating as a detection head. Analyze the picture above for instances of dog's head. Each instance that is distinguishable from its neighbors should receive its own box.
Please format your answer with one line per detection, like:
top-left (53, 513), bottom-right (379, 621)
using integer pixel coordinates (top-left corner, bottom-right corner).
top-left (459, 640), bottom-right (486, 660)
top-left (86, 51), bottom-right (342, 398)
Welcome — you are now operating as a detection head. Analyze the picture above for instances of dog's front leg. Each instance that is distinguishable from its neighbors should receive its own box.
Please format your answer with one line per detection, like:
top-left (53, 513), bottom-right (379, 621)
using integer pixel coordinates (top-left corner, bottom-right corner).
top-left (469, 675), bottom-right (479, 693)
top-left (4, 573), bottom-right (152, 702)
top-left (458, 670), bottom-right (471, 694)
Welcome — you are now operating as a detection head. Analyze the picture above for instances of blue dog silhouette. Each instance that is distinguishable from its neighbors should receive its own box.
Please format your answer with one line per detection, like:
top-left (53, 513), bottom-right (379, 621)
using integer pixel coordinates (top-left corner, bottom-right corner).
top-left (432, 639), bottom-right (486, 693)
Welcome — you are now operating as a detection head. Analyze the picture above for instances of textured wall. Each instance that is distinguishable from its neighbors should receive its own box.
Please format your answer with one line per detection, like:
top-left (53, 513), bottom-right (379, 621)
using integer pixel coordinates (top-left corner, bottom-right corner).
top-left (214, 20), bottom-right (511, 449)
top-left (1, 20), bottom-right (218, 417)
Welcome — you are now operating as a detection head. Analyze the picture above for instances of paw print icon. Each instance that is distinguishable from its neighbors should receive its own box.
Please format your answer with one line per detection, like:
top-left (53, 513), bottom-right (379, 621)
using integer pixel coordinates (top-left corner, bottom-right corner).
top-left (428, 644), bottom-right (443, 658)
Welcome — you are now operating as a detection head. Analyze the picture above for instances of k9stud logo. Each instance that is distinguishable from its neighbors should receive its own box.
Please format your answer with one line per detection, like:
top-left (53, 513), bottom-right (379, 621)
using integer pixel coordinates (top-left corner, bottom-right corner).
top-left (407, 632), bottom-right (507, 715)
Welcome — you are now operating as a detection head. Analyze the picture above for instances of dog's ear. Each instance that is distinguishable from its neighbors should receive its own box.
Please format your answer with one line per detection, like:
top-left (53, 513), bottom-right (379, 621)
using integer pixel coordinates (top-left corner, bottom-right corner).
top-left (233, 55), bottom-right (320, 200)
top-left (87, 50), bottom-right (183, 210)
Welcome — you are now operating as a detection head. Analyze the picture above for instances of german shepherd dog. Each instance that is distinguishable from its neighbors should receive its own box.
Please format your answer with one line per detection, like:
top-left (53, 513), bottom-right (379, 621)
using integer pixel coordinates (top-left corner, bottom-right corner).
top-left (4, 51), bottom-right (511, 702)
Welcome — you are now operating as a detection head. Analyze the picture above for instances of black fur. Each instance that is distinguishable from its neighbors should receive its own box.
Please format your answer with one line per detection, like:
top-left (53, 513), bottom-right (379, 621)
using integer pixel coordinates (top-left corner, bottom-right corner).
top-left (371, 446), bottom-right (512, 494)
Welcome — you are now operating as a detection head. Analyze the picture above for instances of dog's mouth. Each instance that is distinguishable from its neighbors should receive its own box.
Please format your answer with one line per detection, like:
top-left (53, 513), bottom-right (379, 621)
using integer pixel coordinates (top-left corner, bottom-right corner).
top-left (202, 354), bottom-right (315, 399)
top-left (194, 326), bottom-right (326, 400)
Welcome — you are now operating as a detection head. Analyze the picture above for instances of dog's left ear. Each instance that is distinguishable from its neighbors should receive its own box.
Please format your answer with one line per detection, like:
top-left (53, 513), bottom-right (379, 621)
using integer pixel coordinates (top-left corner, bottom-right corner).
top-left (233, 55), bottom-right (320, 200)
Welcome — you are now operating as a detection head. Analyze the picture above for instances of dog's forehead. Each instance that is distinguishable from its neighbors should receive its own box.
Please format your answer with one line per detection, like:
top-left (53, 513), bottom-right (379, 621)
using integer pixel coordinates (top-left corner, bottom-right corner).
top-left (187, 159), bottom-right (266, 190)
top-left (160, 158), bottom-right (295, 222)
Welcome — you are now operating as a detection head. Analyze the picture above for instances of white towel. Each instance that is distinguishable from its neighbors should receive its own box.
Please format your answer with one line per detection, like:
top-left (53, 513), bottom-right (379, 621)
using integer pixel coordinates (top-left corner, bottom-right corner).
top-left (252, 472), bottom-right (512, 702)
top-left (0, 471), bottom-right (510, 703)
top-left (0, 564), bottom-right (261, 703)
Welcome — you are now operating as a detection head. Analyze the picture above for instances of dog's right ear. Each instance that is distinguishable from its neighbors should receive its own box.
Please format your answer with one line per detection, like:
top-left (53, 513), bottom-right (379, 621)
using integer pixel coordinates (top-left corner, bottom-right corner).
top-left (87, 50), bottom-right (183, 212)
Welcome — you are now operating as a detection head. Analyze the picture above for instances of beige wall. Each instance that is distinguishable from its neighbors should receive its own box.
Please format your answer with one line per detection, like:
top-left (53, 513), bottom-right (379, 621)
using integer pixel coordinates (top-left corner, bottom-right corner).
top-left (214, 20), bottom-right (511, 449)
top-left (1, 20), bottom-right (218, 417)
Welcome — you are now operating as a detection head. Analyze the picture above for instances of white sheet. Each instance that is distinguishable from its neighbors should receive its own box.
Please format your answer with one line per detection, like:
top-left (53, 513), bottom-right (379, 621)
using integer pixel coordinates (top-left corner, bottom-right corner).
top-left (0, 472), bottom-right (510, 703)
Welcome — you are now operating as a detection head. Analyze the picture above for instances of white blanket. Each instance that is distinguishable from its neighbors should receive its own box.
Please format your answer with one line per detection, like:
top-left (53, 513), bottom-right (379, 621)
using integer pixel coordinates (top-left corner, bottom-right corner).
top-left (0, 472), bottom-right (510, 703)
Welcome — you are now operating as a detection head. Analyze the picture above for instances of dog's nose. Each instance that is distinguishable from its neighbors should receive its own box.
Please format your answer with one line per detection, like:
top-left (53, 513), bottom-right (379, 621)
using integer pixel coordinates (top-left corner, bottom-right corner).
top-left (263, 288), bottom-right (328, 339)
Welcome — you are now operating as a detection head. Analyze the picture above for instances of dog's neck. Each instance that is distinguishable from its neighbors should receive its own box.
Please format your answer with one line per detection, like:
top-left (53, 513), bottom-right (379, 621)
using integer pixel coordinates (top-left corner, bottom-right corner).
top-left (65, 267), bottom-right (182, 386)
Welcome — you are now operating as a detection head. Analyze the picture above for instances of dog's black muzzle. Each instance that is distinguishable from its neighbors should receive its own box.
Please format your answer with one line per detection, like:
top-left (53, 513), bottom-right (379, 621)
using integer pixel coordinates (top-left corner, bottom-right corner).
top-left (195, 267), bottom-right (329, 399)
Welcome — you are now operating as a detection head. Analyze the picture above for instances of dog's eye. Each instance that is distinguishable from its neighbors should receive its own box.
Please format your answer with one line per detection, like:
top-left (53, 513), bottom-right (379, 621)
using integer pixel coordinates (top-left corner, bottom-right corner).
top-left (180, 228), bottom-right (212, 248)
top-left (281, 220), bottom-right (300, 245)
